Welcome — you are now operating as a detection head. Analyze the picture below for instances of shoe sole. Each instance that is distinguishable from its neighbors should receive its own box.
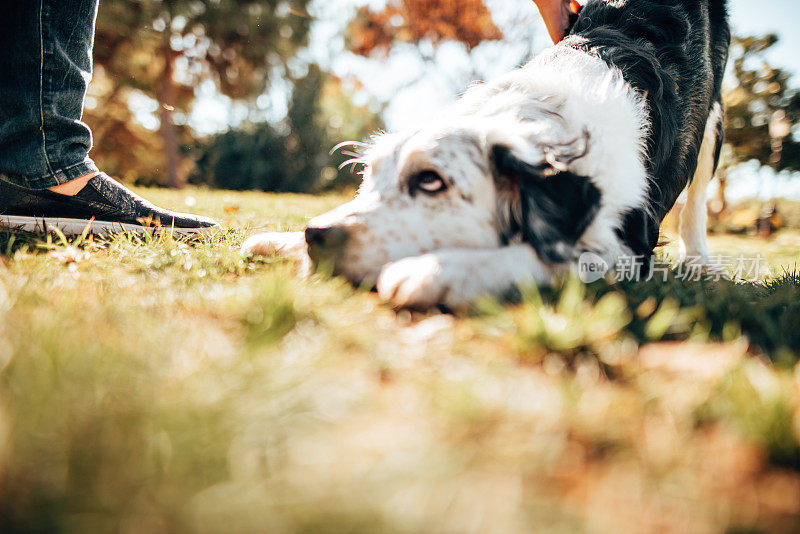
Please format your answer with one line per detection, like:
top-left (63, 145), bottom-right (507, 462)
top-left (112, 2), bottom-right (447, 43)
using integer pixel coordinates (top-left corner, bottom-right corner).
top-left (0, 215), bottom-right (217, 237)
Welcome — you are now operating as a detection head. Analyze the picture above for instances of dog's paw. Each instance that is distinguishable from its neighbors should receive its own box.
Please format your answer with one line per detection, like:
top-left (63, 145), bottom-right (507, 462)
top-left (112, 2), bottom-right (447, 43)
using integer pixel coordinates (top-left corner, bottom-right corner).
top-left (377, 255), bottom-right (445, 308)
top-left (241, 232), bottom-right (307, 258)
top-left (377, 254), bottom-right (483, 309)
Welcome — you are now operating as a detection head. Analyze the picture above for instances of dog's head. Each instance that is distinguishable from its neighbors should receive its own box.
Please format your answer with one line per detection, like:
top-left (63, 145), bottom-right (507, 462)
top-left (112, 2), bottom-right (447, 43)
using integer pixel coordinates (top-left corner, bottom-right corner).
top-left (305, 59), bottom-right (650, 285)
top-left (305, 108), bottom-right (606, 285)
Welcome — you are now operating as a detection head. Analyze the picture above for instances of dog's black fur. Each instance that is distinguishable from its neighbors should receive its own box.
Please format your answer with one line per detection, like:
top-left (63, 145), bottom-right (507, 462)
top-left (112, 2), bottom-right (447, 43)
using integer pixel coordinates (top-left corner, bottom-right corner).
top-left (495, 0), bottom-right (729, 266)
top-left (573, 0), bottom-right (730, 259)
top-left (493, 145), bottom-right (601, 263)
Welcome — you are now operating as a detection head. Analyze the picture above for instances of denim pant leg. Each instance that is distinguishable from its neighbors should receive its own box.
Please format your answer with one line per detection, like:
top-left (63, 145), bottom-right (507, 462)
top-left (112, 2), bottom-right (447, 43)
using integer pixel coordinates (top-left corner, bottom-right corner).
top-left (0, 0), bottom-right (99, 190)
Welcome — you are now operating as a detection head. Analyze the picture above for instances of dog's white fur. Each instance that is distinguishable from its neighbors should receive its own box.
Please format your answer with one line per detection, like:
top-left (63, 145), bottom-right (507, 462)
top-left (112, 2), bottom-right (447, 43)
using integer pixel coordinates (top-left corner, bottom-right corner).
top-left (243, 46), bottom-right (712, 308)
top-left (679, 102), bottom-right (723, 263)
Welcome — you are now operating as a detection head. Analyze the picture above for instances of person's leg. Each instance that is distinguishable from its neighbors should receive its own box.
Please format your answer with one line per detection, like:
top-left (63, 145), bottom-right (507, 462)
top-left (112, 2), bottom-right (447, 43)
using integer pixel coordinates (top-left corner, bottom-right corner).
top-left (0, 1), bottom-right (218, 235)
top-left (0, 0), bottom-right (99, 190)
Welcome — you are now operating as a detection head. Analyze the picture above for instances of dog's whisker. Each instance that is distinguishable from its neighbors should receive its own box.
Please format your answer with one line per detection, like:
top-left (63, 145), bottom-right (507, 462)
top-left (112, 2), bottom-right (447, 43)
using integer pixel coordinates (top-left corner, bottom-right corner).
top-left (330, 141), bottom-right (368, 156)
top-left (338, 157), bottom-right (366, 171)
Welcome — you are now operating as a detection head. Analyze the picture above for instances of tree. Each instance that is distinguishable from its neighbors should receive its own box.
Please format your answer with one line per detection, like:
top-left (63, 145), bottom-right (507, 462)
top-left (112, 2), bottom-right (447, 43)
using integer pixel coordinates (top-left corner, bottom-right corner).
top-left (193, 65), bottom-right (383, 192)
top-left (345, 0), bottom-right (503, 57)
top-left (723, 35), bottom-right (800, 171)
top-left (712, 34), bottom-right (800, 214)
top-left (89, 0), bottom-right (312, 187)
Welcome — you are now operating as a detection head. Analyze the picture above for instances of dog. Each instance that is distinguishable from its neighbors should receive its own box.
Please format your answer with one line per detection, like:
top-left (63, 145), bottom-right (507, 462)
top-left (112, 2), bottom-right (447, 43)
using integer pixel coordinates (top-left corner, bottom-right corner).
top-left (243, 0), bottom-right (730, 308)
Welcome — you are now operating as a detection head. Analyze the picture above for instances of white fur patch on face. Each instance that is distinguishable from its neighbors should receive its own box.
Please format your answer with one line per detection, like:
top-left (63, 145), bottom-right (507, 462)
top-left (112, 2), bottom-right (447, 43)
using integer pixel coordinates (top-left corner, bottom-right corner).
top-left (306, 126), bottom-right (504, 284)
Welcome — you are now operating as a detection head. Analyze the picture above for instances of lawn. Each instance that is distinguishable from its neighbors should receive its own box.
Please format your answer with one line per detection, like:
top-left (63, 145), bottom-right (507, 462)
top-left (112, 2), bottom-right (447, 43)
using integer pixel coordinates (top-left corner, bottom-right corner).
top-left (2, 187), bottom-right (800, 533)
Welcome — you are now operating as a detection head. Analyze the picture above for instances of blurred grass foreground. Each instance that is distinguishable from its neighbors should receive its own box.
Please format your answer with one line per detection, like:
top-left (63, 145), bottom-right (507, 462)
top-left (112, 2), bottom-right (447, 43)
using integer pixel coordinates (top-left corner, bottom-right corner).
top-left (5, 0), bottom-right (800, 532)
top-left (2, 188), bottom-right (800, 533)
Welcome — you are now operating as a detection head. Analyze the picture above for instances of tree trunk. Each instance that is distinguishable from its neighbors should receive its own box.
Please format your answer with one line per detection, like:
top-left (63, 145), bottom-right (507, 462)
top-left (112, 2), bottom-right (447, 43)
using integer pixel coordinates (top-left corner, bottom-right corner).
top-left (158, 44), bottom-right (183, 189)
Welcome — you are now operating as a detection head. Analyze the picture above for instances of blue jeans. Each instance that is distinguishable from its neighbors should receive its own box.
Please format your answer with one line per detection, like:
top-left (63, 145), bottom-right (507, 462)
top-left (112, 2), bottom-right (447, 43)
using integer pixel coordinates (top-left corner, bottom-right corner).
top-left (0, 0), bottom-right (99, 190)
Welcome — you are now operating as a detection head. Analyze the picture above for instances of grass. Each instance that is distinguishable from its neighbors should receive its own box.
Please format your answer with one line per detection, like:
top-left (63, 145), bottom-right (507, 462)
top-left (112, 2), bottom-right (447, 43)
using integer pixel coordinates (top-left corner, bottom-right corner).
top-left (3, 186), bottom-right (800, 533)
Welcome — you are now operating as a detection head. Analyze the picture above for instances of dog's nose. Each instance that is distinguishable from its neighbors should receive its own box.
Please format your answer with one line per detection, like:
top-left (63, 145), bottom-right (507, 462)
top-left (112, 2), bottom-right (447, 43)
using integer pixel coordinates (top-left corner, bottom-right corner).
top-left (305, 225), bottom-right (349, 251)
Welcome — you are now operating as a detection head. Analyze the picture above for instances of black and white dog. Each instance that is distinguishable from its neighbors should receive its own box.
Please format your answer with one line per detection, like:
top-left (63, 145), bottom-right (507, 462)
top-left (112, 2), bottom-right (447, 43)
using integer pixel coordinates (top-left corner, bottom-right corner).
top-left (243, 0), bottom-right (730, 308)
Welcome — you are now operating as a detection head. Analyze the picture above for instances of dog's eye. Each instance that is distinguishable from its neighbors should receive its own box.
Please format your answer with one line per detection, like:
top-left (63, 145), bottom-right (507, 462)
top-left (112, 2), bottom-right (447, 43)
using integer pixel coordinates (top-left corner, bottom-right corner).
top-left (412, 171), bottom-right (447, 195)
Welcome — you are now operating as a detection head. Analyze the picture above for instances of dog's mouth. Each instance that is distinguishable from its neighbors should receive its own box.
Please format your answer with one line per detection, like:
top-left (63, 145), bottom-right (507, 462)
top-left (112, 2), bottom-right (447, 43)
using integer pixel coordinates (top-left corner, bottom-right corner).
top-left (304, 229), bottom-right (380, 290)
top-left (313, 260), bottom-right (380, 293)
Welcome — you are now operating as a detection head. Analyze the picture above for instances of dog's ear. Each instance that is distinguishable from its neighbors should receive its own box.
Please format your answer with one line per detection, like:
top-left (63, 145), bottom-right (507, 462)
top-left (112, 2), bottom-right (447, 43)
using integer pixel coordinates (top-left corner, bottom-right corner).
top-left (615, 207), bottom-right (660, 277)
top-left (492, 144), bottom-right (601, 263)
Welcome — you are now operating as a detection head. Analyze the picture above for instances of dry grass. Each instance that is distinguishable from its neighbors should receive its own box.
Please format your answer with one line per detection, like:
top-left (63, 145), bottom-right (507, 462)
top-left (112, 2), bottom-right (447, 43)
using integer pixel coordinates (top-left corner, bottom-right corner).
top-left (2, 187), bottom-right (800, 533)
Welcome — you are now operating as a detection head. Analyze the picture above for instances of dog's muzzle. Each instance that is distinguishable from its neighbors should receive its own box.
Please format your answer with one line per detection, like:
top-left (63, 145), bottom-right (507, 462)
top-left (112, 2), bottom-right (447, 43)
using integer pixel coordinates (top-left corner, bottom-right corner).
top-left (305, 225), bottom-right (349, 267)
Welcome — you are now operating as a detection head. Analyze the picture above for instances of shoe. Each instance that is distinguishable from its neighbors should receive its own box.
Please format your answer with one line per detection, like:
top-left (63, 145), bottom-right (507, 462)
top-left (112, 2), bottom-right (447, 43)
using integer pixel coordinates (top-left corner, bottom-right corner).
top-left (0, 173), bottom-right (219, 236)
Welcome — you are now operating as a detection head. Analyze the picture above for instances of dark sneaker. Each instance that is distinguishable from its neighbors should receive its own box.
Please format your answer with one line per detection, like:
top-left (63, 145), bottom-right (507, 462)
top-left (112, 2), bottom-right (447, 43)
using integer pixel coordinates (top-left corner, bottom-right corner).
top-left (0, 173), bottom-right (219, 236)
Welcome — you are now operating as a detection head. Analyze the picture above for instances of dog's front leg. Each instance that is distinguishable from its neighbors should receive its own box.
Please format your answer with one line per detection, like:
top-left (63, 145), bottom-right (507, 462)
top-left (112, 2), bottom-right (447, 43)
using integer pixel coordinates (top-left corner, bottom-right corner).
top-left (377, 245), bottom-right (553, 309)
top-left (242, 231), bottom-right (307, 258)
top-left (242, 231), bottom-right (314, 276)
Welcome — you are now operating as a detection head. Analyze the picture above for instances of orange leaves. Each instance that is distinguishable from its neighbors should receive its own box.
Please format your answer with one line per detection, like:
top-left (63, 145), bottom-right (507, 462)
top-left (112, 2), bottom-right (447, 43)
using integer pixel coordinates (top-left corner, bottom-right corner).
top-left (347, 0), bottom-right (503, 57)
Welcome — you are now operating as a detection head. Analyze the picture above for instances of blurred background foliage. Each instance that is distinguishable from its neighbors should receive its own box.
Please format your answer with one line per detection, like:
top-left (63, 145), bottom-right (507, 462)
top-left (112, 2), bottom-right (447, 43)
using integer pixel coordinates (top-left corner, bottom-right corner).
top-left (192, 65), bottom-right (383, 191)
top-left (345, 0), bottom-right (502, 56)
top-left (83, 0), bottom-right (520, 192)
top-left (88, 0), bottom-right (313, 188)
top-left (724, 34), bottom-right (800, 172)
top-left (84, 0), bottom-right (800, 200)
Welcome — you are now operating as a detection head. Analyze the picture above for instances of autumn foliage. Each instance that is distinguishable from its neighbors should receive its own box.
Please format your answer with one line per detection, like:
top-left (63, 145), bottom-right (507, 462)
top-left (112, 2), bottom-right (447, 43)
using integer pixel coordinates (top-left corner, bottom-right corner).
top-left (347, 0), bottom-right (503, 56)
